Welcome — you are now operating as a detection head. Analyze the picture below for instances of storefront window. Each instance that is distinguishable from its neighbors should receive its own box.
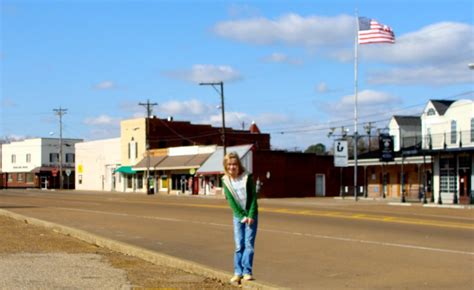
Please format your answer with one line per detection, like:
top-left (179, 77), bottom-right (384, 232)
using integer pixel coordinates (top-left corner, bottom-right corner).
top-left (440, 157), bottom-right (456, 193)
top-left (137, 174), bottom-right (143, 189)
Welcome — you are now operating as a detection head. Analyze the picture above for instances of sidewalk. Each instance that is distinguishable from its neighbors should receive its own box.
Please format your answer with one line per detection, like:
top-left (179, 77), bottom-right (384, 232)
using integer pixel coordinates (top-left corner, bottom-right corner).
top-left (333, 196), bottom-right (473, 209)
top-left (0, 213), bottom-right (236, 289)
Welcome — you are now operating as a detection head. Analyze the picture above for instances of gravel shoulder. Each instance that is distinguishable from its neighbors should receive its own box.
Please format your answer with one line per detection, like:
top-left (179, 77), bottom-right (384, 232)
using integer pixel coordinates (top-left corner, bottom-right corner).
top-left (0, 214), bottom-right (236, 289)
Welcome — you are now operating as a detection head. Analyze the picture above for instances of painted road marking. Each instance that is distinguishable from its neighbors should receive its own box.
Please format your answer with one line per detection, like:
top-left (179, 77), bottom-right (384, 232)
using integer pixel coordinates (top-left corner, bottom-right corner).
top-left (159, 202), bottom-right (474, 230)
top-left (2, 194), bottom-right (472, 230)
top-left (43, 207), bottom-right (474, 257)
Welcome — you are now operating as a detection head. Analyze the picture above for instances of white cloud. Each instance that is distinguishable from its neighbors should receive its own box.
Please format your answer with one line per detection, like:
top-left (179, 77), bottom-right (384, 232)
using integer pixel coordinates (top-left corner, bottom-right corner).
top-left (360, 22), bottom-right (474, 86)
top-left (320, 90), bottom-right (401, 121)
top-left (164, 64), bottom-right (241, 83)
top-left (254, 113), bottom-right (290, 126)
top-left (83, 114), bottom-right (118, 126)
top-left (213, 14), bottom-right (473, 86)
top-left (213, 13), bottom-right (354, 47)
top-left (368, 62), bottom-right (474, 85)
top-left (93, 81), bottom-right (117, 90)
top-left (316, 82), bottom-right (328, 93)
top-left (200, 110), bottom-right (289, 130)
top-left (341, 90), bottom-right (399, 106)
top-left (262, 52), bottom-right (303, 65)
top-left (83, 114), bottom-right (121, 140)
top-left (158, 99), bottom-right (214, 116)
top-left (361, 22), bottom-right (473, 65)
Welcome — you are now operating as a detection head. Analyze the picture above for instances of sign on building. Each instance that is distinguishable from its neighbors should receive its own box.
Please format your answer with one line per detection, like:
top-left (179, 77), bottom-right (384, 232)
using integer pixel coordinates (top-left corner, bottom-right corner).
top-left (379, 134), bottom-right (394, 162)
top-left (334, 140), bottom-right (348, 167)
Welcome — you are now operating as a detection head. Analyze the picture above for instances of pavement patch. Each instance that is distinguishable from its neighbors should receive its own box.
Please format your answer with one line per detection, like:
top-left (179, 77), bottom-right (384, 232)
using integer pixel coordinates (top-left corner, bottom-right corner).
top-left (0, 253), bottom-right (130, 289)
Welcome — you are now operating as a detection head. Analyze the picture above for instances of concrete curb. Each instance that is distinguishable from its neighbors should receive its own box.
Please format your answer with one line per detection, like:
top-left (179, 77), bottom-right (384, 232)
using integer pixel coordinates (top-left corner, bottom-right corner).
top-left (0, 209), bottom-right (281, 290)
top-left (387, 202), bottom-right (413, 207)
top-left (423, 204), bottom-right (472, 209)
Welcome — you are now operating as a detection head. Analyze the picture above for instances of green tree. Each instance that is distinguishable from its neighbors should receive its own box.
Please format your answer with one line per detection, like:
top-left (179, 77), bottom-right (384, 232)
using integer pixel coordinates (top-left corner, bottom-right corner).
top-left (304, 143), bottom-right (326, 155)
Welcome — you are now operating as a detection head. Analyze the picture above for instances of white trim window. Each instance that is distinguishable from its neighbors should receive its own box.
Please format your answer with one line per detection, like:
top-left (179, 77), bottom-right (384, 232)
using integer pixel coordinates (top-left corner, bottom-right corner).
top-left (65, 153), bottom-right (75, 163)
top-left (450, 120), bottom-right (457, 144)
top-left (49, 153), bottom-right (59, 163)
top-left (11, 154), bottom-right (16, 163)
top-left (26, 153), bottom-right (31, 163)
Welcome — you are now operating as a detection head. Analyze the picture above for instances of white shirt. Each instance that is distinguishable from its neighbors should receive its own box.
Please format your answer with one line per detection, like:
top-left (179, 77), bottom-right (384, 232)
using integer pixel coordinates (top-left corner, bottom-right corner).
top-left (230, 175), bottom-right (247, 209)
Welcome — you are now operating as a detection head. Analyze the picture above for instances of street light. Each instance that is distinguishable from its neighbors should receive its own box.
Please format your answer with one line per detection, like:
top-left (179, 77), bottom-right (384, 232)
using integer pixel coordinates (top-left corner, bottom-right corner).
top-left (199, 81), bottom-right (226, 156)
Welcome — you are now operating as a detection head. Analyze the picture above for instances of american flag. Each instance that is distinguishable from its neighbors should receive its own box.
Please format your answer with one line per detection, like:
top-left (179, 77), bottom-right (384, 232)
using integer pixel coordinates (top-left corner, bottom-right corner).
top-left (358, 17), bottom-right (395, 44)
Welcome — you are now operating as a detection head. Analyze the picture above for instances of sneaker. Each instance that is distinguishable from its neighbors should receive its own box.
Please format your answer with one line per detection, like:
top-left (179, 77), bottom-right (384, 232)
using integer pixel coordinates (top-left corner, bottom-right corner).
top-left (243, 274), bottom-right (254, 281)
top-left (230, 275), bottom-right (242, 284)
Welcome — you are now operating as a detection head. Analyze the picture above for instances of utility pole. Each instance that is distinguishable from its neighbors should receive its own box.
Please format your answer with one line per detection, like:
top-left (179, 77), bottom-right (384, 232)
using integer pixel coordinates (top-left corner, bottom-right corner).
top-left (139, 99), bottom-right (158, 195)
top-left (53, 107), bottom-right (67, 189)
top-left (199, 81), bottom-right (226, 156)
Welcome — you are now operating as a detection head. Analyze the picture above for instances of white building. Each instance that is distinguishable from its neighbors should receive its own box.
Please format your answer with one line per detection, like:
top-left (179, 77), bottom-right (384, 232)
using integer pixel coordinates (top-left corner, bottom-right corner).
top-left (1, 138), bottom-right (82, 189)
top-left (421, 99), bottom-right (473, 204)
top-left (75, 138), bottom-right (123, 192)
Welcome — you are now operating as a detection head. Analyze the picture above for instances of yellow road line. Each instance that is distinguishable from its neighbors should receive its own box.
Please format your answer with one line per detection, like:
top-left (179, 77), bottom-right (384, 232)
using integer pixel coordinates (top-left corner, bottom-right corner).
top-left (163, 202), bottom-right (474, 230)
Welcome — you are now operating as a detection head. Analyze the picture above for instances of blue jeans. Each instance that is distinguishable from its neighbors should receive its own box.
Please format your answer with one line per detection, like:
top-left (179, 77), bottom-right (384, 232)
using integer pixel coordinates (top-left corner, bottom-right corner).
top-left (232, 215), bottom-right (258, 276)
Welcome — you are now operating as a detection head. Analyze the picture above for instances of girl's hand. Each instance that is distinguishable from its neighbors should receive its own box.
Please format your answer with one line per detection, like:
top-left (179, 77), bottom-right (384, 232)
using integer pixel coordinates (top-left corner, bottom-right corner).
top-left (246, 218), bottom-right (254, 225)
top-left (241, 217), bottom-right (248, 224)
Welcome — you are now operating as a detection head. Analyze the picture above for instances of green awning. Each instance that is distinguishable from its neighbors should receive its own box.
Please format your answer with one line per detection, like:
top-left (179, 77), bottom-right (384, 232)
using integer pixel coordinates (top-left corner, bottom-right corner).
top-left (114, 166), bottom-right (136, 174)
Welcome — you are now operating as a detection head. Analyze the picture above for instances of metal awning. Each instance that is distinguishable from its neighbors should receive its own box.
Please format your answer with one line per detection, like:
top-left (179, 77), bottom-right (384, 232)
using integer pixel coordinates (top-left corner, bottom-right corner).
top-left (197, 144), bottom-right (253, 175)
top-left (133, 155), bottom-right (167, 171)
top-left (114, 166), bottom-right (136, 174)
top-left (132, 153), bottom-right (211, 171)
top-left (31, 166), bottom-right (62, 173)
top-left (155, 153), bottom-right (211, 170)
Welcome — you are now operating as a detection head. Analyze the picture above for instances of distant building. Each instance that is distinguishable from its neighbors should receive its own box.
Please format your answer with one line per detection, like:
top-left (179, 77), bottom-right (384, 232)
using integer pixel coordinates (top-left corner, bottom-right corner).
top-left (75, 138), bottom-right (122, 192)
top-left (352, 98), bottom-right (473, 204)
top-left (117, 117), bottom-right (271, 194)
top-left (1, 138), bottom-right (83, 189)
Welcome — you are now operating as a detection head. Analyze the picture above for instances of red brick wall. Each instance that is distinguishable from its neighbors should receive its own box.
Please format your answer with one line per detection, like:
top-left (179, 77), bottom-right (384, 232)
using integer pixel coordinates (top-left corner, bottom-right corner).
top-left (5, 172), bottom-right (39, 188)
top-left (252, 151), bottom-right (347, 198)
top-left (148, 119), bottom-right (270, 150)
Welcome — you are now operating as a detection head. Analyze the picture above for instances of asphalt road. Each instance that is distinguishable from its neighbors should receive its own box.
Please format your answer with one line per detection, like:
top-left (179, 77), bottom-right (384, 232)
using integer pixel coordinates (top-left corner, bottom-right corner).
top-left (1, 189), bottom-right (473, 289)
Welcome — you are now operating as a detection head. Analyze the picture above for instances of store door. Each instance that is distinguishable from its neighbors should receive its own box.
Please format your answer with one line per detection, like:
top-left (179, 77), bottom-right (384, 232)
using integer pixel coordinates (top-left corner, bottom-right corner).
top-left (315, 174), bottom-right (325, 197)
top-left (458, 169), bottom-right (471, 204)
top-left (40, 176), bottom-right (48, 190)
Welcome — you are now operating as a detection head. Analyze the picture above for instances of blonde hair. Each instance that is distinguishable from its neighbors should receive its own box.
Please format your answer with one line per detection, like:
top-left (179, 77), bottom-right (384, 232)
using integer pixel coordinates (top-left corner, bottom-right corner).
top-left (223, 152), bottom-right (246, 176)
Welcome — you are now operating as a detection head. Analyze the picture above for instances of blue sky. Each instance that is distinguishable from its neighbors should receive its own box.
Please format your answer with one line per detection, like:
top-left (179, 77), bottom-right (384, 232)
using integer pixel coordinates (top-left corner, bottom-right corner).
top-left (1, 0), bottom-right (473, 150)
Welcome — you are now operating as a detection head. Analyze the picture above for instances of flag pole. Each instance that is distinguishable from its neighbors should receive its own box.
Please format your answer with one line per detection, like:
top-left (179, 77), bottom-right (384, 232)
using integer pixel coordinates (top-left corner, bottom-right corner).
top-left (353, 10), bottom-right (359, 201)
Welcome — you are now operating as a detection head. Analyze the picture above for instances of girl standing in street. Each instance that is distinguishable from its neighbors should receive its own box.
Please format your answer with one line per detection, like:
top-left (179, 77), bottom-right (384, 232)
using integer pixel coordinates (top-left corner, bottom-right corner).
top-left (222, 152), bottom-right (259, 284)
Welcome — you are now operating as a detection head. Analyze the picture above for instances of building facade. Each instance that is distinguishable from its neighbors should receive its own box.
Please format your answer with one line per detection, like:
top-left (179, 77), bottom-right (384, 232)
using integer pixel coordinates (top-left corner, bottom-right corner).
top-left (1, 138), bottom-right (83, 189)
top-left (117, 117), bottom-right (270, 194)
top-left (421, 99), bottom-right (473, 204)
top-left (350, 99), bottom-right (472, 204)
top-left (75, 138), bottom-right (123, 192)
